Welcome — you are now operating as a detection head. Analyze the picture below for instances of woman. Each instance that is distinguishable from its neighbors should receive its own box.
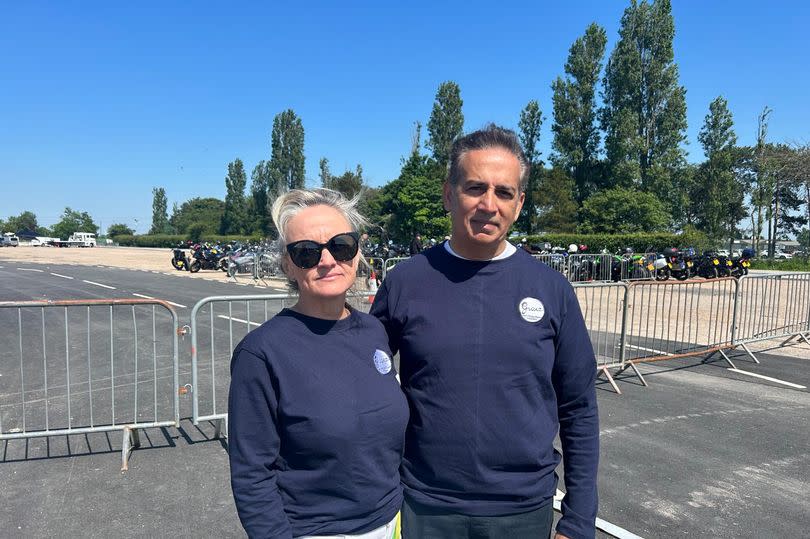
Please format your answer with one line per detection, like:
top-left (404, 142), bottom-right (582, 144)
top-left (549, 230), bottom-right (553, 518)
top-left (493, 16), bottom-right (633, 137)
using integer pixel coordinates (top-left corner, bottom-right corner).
top-left (228, 188), bottom-right (408, 539)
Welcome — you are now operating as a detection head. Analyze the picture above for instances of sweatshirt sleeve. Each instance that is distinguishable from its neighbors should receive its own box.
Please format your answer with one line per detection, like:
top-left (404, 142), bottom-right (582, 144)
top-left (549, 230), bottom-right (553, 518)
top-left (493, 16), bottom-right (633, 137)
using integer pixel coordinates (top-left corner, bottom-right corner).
top-left (228, 345), bottom-right (292, 539)
top-left (369, 278), bottom-right (402, 355)
top-left (552, 285), bottom-right (600, 539)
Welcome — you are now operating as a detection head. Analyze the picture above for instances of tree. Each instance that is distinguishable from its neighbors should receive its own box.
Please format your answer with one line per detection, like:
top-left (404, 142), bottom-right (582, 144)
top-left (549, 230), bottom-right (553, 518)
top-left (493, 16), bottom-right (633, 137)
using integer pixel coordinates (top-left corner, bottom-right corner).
top-left (107, 223), bottom-right (135, 237)
top-left (535, 168), bottom-right (579, 233)
top-left (426, 81), bottom-right (464, 167)
top-left (150, 187), bottom-right (172, 234)
top-left (220, 158), bottom-right (249, 235)
top-left (693, 96), bottom-right (745, 246)
top-left (600, 0), bottom-right (687, 206)
top-left (3, 210), bottom-right (40, 234)
top-left (517, 100), bottom-right (544, 234)
top-left (169, 197), bottom-right (225, 236)
top-left (578, 187), bottom-right (670, 234)
top-left (269, 109), bottom-right (305, 191)
top-left (249, 160), bottom-right (272, 236)
top-left (319, 158), bottom-right (364, 199)
top-left (52, 207), bottom-right (99, 240)
top-left (748, 107), bottom-right (773, 255)
top-left (551, 23), bottom-right (607, 203)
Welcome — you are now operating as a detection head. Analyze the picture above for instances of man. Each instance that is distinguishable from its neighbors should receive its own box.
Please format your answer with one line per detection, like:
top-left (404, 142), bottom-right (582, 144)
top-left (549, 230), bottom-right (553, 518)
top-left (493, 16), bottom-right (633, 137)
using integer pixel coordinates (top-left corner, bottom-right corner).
top-left (409, 234), bottom-right (423, 256)
top-left (371, 125), bottom-right (599, 539)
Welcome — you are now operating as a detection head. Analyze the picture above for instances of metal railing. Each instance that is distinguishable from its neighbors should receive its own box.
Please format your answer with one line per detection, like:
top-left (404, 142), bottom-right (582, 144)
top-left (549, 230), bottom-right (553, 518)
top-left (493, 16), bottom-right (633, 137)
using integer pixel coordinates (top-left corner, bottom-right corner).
top-left (0, 299), bottom-right (180, 470)
top-left (187, 292), bottom-right (371, 436)
top-left (731, 273), bottom-right (810, 361)
top-left (382, 257), bottom-right (408, 278)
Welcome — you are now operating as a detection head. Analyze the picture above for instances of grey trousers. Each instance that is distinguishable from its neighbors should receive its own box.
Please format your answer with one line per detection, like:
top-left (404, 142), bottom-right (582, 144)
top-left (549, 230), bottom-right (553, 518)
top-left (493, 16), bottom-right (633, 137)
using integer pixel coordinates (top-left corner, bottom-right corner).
top-left (401, 497), bottom-right (553, 539)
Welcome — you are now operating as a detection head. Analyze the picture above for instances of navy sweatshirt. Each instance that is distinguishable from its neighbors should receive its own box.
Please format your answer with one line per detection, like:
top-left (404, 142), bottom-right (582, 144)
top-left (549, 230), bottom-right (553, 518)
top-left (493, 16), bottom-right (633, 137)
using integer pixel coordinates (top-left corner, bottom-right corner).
top-left (371, 244), bottom-right (599, 539)
top-left (228, 308), bottom-right (409, 539)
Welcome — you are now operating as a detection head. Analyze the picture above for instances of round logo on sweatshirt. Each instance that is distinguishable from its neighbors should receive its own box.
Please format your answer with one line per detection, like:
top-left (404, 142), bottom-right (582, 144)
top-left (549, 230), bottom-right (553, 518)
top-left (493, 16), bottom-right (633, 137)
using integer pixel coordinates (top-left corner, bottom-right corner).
top-left (373, 349), bottom-right (392, 374)
top-left (518, 297), bottom-right (545, 323)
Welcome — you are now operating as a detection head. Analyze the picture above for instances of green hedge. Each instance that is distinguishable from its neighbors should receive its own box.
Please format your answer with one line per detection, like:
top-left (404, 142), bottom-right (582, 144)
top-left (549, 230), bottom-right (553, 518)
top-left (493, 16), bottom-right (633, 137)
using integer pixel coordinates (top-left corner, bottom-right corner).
top-left (114, 234), bottom-right (266, 248)
top-left (749, 258), bottom-right (810, 271)
top-left (518, 230), bottom-right (712, 254)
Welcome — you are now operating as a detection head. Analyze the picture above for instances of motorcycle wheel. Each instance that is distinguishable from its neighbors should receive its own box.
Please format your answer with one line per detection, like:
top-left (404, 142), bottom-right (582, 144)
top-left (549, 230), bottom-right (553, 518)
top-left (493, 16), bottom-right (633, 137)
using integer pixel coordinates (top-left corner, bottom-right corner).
top-left (702, 267), bottom-right (718, 279)
top-left (219, 258), bottom-right (228, 272)
top-left (675, 271), bottom-right (688, 281)
top-left (655, 268), bottom-right (670, 281)
top-left (743, 267), bottom-right (748, 276)
top-left (171, 258), bottom-right (183, 270)
top-left (189, 260), bottom-right (201, 273)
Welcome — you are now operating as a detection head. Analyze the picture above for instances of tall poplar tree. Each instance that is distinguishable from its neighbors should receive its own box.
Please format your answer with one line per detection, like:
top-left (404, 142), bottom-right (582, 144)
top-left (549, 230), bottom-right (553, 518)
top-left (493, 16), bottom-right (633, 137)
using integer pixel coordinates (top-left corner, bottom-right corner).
top-left (601, 0), bottom-right (687, 205)
top-left (249, 161), bottom-right (272, 235)
top-left (269, 109), bottom-right (306, 191)
top-left (149, 187), bottom-right (171, 234)
top-left (694, 96), bottom-right (743, 245)
top-left (426, 81), bottom-right (464, 168)
top-left (551, 22), bottom-right (607, 202)
top-left (220, 158), bottom-right (249, 235)
top-left (517, 100), bottom-right (543, 234)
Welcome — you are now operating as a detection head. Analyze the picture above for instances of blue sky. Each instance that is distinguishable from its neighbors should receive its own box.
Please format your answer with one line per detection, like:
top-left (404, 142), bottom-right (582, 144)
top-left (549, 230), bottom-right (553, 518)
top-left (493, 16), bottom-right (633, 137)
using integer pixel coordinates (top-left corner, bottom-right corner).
top-left (1, 1), bottom-right (808, 233)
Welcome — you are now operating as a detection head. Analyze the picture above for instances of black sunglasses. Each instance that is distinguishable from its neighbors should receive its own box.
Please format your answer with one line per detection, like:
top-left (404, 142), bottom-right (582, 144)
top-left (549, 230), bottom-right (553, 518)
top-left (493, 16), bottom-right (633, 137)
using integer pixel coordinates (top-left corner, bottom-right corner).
top-left (285, 232), bottom-right (360, 269)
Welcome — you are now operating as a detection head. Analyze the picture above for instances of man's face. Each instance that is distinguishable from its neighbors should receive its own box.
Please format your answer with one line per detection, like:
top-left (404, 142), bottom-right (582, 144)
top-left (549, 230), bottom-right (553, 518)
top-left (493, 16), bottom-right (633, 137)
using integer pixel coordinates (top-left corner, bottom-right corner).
top-left (443, 147), bottom-right (524, 259)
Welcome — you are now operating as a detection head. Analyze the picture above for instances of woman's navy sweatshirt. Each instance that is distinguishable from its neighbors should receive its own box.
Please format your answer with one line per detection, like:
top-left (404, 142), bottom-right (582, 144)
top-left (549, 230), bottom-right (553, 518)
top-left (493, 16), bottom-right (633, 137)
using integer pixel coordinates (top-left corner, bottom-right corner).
top-left (228, 308), bottom-right (408, 539)
top-left (370, 244), bottom-right (600, 539)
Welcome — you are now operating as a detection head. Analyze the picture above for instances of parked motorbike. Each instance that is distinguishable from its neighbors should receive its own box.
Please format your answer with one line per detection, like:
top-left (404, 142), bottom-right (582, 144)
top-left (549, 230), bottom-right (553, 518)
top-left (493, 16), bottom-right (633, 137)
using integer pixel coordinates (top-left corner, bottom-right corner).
top-left (189, 243), bottom-right (226, 273)
top-left (171, 244), bottom-right (189, 271)
top-left (729, 247), bottom-right (754, 278)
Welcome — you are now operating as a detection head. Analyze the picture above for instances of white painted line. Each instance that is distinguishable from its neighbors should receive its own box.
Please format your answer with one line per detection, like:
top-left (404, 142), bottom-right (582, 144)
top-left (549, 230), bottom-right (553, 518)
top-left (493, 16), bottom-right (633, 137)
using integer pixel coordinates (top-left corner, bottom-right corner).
top-left (165, 300), bottom-right (186, 309)
top-left (218, 314), bottom-right (261, 327)
top-left (727, 368), bottom-right (806, 389)
top-left (132, 293), bottom-right (154, 300)
top-left (50, 272), bottom-right (74, 280)
top-left (626, 344), bottom-right (674, 356)
top-left (17, 268), bottom-right (44, 272)
top-left (554, 490), bottom-right (645, 539)
top-left (82, 280), bottom-right (116, 290)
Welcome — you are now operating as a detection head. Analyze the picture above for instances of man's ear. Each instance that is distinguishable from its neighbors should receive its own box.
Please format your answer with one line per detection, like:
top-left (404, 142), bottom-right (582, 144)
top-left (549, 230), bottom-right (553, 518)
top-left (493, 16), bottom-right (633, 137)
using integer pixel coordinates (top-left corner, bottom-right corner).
top-left (442, 181), bottom-right (453, 212)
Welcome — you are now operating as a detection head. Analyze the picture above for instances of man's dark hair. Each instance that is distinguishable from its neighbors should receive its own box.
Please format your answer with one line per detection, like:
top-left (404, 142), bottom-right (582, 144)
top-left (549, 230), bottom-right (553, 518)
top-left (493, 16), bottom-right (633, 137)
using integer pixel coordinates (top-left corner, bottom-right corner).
top-left (446, 124), bottom-right (530, 192)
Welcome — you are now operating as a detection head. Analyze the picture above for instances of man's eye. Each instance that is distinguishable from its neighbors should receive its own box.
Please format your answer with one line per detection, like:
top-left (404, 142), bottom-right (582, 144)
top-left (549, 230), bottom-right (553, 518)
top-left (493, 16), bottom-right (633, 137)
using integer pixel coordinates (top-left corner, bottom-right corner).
top-left (496, 190), bottom-right (514, 199)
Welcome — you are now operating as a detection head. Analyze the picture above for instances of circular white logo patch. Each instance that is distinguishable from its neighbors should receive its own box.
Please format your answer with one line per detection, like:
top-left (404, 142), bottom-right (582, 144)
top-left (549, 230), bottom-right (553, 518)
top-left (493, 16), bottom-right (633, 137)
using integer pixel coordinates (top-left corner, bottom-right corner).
top-left (373, 349), bottom-right (392, 374)
top-left (518, 297), bottom-right (545, 323)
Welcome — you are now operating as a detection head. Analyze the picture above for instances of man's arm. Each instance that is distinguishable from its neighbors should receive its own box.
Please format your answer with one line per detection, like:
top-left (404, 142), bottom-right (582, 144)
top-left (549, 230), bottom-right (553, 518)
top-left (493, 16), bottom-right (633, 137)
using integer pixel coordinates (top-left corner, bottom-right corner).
top-left (229, 346), bottom-right (292, 539)
top-left (552, 286), bottom-right (600, 539)
top-left (369, 278), bottom-right (401, 356)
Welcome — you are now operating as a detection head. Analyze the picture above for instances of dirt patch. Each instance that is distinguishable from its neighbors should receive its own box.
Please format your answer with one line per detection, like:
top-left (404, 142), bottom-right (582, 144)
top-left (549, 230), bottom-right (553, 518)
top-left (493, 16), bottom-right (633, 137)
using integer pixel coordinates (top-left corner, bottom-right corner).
top-left (0, 245), bottom-right (287, 287)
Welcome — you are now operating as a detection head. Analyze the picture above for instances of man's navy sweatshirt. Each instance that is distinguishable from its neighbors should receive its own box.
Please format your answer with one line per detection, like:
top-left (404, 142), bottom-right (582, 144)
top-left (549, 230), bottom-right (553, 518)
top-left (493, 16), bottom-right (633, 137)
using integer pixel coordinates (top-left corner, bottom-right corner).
top-left (370, 244), bottom-right (600, 539)
top-left (228, 308), bottom-right (408, 539)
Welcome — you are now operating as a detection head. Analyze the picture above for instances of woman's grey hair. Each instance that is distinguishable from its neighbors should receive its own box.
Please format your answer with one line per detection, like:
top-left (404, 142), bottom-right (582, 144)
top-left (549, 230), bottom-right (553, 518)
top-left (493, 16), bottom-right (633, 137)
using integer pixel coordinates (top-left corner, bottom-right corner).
top-left (270, 187), bottom-right (369, 291)
top-left (447, 124), bottom-right (531, 193)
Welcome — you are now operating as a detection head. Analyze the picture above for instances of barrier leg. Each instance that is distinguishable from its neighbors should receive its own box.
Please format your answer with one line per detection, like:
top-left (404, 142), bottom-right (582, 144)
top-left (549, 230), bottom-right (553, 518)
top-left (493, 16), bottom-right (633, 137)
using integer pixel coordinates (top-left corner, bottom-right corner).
top-left (718, 349), bottom-right (738, 369)
top-left (121, 426), bottom-right (141, 472)
top-left (740, 343), bottom-right (761, 364)
top-left (597, 366), bottom-right (621, 395)
top-left (214, 417), bottom-right (228, 439)
top-left (799, 333), bottom-right (810, 349)
top-left (627, 363), bottom-right (648, 387)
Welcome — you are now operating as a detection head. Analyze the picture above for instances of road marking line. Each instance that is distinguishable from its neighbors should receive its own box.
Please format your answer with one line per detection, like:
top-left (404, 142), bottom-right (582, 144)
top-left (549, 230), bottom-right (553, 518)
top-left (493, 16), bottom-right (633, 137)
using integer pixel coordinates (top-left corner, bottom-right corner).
top-left (626, 344), bottom-right (674, 356)
top-left (132, 293), bottom-right (154, 299)
top-left (50, 272), bottom-right (74, 279)
top-left (82, 280), bottom-right (116, 290)
top-left (17, 268), bottom-right (44, 272)
top-left (554, 489), bottom-right (645, 539)
top-left (217, 315), bottom-right (261, 327)
top-left (727, 368), bottom-right (806, 389)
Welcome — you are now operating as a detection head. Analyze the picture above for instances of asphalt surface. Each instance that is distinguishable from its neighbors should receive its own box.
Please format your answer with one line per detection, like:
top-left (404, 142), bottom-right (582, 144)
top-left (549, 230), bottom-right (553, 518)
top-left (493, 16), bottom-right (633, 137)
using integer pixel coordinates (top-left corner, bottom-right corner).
top-left (1, 262), bottom-right (808, 538)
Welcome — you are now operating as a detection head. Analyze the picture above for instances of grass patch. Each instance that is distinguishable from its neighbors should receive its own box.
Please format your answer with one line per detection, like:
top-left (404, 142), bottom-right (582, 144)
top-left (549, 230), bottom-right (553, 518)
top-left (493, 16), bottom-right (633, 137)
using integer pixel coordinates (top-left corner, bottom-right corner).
top-left (749, 258), bottom-right (810, 271)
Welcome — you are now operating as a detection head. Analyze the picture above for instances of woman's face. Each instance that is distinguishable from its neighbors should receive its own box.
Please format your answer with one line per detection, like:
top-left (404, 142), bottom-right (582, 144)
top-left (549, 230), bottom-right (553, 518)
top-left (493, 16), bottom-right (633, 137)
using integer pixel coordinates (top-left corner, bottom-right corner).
top-left (283, 205), bottom-right (359, 301)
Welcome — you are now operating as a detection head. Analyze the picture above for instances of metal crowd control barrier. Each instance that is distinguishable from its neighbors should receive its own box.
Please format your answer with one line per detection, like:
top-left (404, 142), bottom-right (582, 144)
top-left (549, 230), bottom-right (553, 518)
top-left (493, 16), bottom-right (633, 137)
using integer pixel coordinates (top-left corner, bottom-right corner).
top-left (573, 282), bottom-right (630, 393)
top-left (188, 292), bottom-right (371, 438)
top-left (383, 257), bottom-right (408, 278)
top-left (620, 278), bottom-right (740, 383)
top-left (0, 299), bottom-right (180, 470)
top-left (732, 273), bottom-right (810, 361)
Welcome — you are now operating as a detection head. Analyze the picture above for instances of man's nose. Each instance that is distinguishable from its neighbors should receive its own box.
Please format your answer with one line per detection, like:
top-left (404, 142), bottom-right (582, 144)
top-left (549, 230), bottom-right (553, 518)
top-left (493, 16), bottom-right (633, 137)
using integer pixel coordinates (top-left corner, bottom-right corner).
top-left (478, 189), bottom-right (497, 212)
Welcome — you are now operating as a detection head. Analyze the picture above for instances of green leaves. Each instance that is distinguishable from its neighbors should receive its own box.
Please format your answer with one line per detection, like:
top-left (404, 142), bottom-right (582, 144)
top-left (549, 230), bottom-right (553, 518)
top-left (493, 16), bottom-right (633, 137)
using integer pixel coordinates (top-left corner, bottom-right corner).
top-left (149, 187), bottom-right (172, 235)
top-left (52, 207), bottom-right (99, 240)
top-left (578, 187), bottom-right (670, 234)
top-left (426, 81), bottom-right (464, 168)
top-left (221, 158), bottom-right (249, 235)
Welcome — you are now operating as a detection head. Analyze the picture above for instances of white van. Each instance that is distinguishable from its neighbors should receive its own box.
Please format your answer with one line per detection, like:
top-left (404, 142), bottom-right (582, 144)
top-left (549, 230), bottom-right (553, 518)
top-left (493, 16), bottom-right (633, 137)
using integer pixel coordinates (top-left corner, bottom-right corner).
top-left (2, 233), bottom-right (19, 247)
